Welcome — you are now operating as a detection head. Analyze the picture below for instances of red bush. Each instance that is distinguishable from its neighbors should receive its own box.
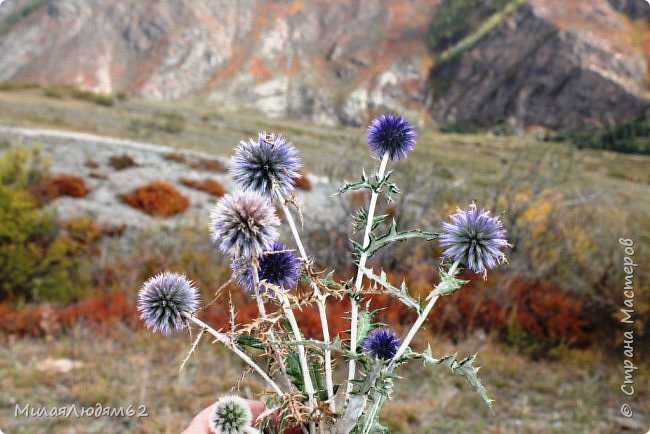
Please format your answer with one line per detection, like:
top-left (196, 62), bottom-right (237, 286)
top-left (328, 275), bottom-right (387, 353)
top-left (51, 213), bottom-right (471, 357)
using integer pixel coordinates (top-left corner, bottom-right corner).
top-left (189, 157), bottom-right (226, 172)
top-left (180, 178), bottom-right (227, 197)
top-left (0, 269), bottom-right (589, 352)
top-left (109, 154), bottom-right (137, 170)
top-left (120, 181), bottom-right (189, 216)
top-left (293, 170), bottom-right (312, 191)
top-left (0, 293), bottom-right (138, 338)
top-left (30, 174), bottom-right (90, 204)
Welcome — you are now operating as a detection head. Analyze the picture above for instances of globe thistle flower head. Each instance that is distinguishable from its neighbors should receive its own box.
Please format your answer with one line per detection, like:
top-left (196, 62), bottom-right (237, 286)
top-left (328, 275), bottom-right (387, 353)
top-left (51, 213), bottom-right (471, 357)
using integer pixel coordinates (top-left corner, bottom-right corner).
top-left (362, 328), bottom-right (401, 361)
top-left (209, 191), bottom-right (280, 259)
top-left (137, 272), bottom-right (200, 335)
top-left (231, 132), bottom-right (302, 197)
top-left (439, 204), bottom-right (509, 274)
top-left (209, 395), bottom-right (253, 434)
top-left (367, 113), bottom-right (416, 161)
top-left (231, 241), bottom-right (301, 294)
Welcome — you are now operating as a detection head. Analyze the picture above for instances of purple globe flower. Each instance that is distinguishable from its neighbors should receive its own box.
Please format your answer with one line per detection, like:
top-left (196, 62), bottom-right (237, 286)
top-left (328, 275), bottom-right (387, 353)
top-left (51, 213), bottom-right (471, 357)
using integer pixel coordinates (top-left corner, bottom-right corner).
top-left (209, 191), bottom-right (280, 259)
top-left (362, 328), bottom-right (401, 361)
top-left (439, 204), bottom-right (509, 274)
top-left (231, 241), bottom-right (301, 294)
top-left (137, 272), bottom-right (200, 335)
top-left (367, 113), bottom-right (416, 161)
top-left (231, 132), bottom-right (302, 197)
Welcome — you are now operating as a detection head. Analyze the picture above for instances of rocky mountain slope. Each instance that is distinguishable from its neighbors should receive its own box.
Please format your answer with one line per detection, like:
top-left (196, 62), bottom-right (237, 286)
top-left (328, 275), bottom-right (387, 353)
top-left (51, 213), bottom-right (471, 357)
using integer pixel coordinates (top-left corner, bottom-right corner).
top-left (0, 0), bottom-right (648, 129)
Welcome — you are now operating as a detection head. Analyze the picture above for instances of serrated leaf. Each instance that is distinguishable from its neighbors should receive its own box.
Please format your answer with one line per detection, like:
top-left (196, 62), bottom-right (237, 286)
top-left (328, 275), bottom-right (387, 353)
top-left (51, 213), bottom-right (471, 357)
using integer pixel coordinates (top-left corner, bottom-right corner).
top-left (454, 354), bottom-right (494, 411)
top-left (369, 421), bottom-right (391, 434)
top-left (406, 346), bottom-right (493, 410)
top-left (337, 169), bottom-right (400, 198)
top-left (273, 336), bottom-right (344, 354)
top-left (356, 219), bottom-right (438, 259)
top-left (310, 362), bottom-right (328, 402)
top-left (285, 352), bottom-right (304, 393)
top-left (317, 270), bottom-right (348, 291)
top-left (430, 267), bottom-right (468, 298)
top-left (356, 305), bottom-right (375, 352)
top-left (363, 268), bottom-right (422, 313)
top-left (353, 208), bottom-right (389, 233)
top-left (236, 334), bottom-right (266, 350)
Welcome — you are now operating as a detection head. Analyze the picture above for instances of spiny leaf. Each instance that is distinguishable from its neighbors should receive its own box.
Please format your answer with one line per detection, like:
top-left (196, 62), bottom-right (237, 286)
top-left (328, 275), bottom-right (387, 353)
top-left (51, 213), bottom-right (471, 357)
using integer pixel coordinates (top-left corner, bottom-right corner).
top-left (356, 304), bottom-right (379, 352)
top-left (355, 219), bottom-right (438, 259)
top-left (368, 421), bottom-right (391, 434)
top-left (337, 169), bottom-right (400, 198)
top-left (454, 354), bottom-right (494, 411)
top-left (310, 362), bottom-right (328, 402)
top-left (272, 336), bottom-right (344, 353)
top-left (353, 208), bottom-right (389, 233)
top-left (430, 267), bottom-right (468, 298)
top-left (406, 346), bottom-right (493, 410)
top-left (285, 352), bottom-right (304, 392)
top-left (317, 270), bottom-right (348, 291)
top-left (236, 334), bottom-right (265, 350)
top-left (363, 267), bottom-right (422, 313)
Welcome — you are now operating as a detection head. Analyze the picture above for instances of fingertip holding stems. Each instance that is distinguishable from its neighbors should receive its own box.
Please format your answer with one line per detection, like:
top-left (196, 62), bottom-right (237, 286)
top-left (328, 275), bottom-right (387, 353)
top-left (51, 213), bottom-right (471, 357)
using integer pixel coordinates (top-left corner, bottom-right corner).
top-left (138, 113), bottom-right (511, 433)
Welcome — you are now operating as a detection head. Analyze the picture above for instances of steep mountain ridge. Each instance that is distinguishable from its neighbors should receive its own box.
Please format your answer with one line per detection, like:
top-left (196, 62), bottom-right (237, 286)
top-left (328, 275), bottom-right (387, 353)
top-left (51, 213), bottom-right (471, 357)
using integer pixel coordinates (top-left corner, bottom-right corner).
top-left (0, 0), bottom-right (648, 129)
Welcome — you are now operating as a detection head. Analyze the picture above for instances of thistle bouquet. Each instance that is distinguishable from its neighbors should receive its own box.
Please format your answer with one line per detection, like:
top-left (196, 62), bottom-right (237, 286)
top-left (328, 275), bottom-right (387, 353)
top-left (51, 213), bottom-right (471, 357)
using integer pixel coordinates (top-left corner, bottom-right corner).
top-left (138, 114), bottom-right (509, 434)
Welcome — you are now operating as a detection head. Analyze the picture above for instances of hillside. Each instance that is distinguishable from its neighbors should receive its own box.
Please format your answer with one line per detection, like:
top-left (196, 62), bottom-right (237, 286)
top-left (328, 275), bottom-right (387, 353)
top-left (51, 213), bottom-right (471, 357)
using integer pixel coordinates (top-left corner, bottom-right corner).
top-left (0, 87), bottom-right (649, 433)
top-left (0, 0), bottom-right (648, 130)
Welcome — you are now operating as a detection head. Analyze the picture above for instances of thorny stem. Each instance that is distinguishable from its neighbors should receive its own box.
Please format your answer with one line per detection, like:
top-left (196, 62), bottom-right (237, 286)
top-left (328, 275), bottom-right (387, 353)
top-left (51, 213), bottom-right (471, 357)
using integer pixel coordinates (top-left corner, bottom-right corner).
top-left (276, 192), bottom-right (335, 413)
top-left (361, 260), bottom-right (462, 433)
top-left (274, 289), bottom-right (316, 417)
top-left (389, 259), bottom-right (460, 370)
top-left (277, 293), bottom-right (317, 434)
top-left (251, 266), bottom-right (293, 391)
top-left (345, 153), bottom-right (390, 405)
top-left (183, 313), bottom-right (284, 396)
top-left (179, 327), bottom-right (205, 373)
top-left (361, 394), bottom-right (386, 434)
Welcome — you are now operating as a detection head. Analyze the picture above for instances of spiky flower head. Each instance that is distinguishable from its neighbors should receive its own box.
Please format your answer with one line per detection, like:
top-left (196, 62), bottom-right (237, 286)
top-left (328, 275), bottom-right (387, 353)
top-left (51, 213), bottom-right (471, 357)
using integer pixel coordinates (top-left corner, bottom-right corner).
top-left (439, 204), bottom-right (509, 274)
top-left (209, 191), bottom-right (280, 259)
top-left (231, 132), bottom-right (302, 197)
top-left (231, 241), bottom-right (301, 294)
top-left (362, 328), bottom-right (401, 361)
top-left (137, 272), bottom-right (200, 335)
top-left (367, 113), bottom-right (416, 161)
top-left (209, 395), bottom-right (253, 434)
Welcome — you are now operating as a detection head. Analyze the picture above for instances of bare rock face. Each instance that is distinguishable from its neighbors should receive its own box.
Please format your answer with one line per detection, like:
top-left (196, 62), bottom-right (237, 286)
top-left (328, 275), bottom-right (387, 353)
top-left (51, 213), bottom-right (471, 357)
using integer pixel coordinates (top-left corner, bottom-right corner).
top-left (608, 0), bottom-right (650, 20)
top-left (428, 0), bottom-right (649, 129)
top-left (0, 0), bottom-right (434, 126)
top-left (0, 0), bottom-right (648, 130)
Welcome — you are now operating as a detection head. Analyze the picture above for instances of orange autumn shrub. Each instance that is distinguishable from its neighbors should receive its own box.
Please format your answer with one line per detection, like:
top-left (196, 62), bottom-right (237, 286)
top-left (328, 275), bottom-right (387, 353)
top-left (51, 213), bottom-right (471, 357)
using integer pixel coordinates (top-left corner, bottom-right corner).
top-left (109, 154), bottom-right (137, 170)
top-left (189, 157), bottom-right (226, 172)
top-left (120, 181), bottom-right (189, 216)
top-left (180, 178), bottom-right (227, 197)
top-left (0, 293), bottom-right (139, 338)
top-left (58, 292), bottom-right (139, 333)
top-left (508, 279), bottom-right (587, 347)
top-left (30, 174), bottom-right (90, 204)
top-left (293, 170), bottom-right (312, 191)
